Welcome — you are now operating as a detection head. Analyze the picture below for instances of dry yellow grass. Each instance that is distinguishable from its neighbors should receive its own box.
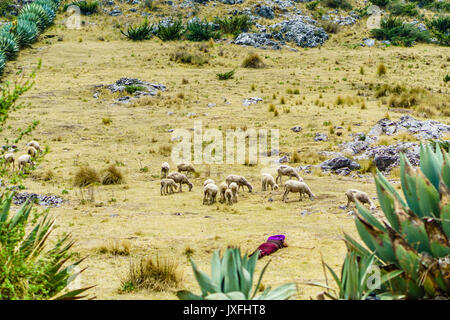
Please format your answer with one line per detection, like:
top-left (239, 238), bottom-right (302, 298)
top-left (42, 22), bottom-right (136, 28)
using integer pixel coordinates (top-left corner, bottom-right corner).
top-left (1, 6), bottom-right (448, 300)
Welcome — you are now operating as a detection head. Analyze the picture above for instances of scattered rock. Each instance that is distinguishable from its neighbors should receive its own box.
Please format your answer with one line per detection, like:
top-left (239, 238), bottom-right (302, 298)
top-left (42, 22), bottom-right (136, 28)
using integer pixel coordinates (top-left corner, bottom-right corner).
top-left (320, 156), bottom-right (360, 171)
top-left (291, 125), bottom-right (302, 132)
top-left (13, 193), bottom-right (64, 207)
top-left (254, 5), bottom-right (275, 19)
top-left (314, 133), bottom-right (328, 142)
top-left (243, 97), bottom-right (263, 106)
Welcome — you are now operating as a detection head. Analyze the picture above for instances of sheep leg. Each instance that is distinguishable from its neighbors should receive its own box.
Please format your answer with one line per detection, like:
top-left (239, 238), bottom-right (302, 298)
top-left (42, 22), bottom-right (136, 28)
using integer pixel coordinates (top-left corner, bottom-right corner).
top-left (283, 189), bottom-right (289, 202)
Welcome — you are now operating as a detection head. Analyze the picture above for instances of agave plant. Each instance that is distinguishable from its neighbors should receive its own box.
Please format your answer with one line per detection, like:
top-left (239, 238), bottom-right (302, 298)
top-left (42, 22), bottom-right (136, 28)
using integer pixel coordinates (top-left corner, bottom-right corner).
top-left (308, 249), bottom-right (403, 300)
top-left (0, 32), bottom-right (19, 60)
top-left (0, 51), bottom-right (5, 75)
top-left (10, 20), bottom-right (39, 47)
top-left (20, 3), bottom-right (53, 30)
top-left (185, 19), bottom-right (221, 42)
top-left (18, 11), bottom-right (46, 32)
top-left (345, 143), bottom-right (450, 299)
top-left (121, 19), bottom-right (154, 41)
top-left (177, 247), bottom-right (297, 300)
top-left (156, 19), bottom-right (185, 41)
top-left (0, 192), bottom-right (93, 299)
top-left (35, 0), bottom-right (59, 11)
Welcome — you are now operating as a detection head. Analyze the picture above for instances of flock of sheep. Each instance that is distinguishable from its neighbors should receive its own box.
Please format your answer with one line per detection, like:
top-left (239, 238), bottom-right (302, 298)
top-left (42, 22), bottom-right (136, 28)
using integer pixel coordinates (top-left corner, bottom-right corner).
top-left (2, 141), bottom-right (42, 172)
top-left (158, 162), bottom-right (377, 210)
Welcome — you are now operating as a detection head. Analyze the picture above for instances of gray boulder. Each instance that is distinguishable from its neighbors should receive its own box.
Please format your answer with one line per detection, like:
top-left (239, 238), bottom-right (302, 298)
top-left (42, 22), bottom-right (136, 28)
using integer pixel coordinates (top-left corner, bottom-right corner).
top-left (320, 157), bottom-right (361, 171)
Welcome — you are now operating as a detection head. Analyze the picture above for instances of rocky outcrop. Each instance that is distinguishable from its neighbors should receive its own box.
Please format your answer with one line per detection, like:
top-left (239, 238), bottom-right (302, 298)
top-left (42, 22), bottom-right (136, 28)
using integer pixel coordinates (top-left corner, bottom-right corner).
top-left (320, 157), bottom-right (361, 171)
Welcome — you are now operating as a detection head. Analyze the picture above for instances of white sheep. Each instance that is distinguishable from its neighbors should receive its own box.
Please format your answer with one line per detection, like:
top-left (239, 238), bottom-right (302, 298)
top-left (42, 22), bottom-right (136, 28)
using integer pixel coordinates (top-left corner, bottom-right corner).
top-left (160, 178), bottom-right (178, 195)
top-left (167, 172), bottom-right (193, 192)
top-left (224, 188), bottom-right (235, 205)
top-left (161, 162), bottom-right (170, 178)
top-left (276, 165), bottom-right (303, 185)
top-left (229, 182), bottom-right (238, 201)
top-left (203, 183), bottom-right (219, 205)
top-left (203, 179), bottom-right (215, 187)
top-left (282, 180), bottom-right (315, 202)
top-left (26, 141), bottom-right (41, 153)
top-left (261, 173), bottom-right (278, 191)
top-left (225, 174), bottom-right (253, 193)
top-left (177, 162), bottom-right (196, 176)
top-left (17, 154), bottom-right (35, 172)
top-left (3, 153), bottom-right (15, 171)
top-left (219, 182), bottom-right (228, 203)
top-left (345, 189), bottom-right (376, 211)
top-left (27, 146), bottom-right (38, 158)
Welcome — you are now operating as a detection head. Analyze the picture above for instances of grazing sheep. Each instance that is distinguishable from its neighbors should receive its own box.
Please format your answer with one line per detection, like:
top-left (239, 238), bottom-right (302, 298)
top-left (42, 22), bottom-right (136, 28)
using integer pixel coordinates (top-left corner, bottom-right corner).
top-left (27, 146), bottom-right (38, 158)
top-left (282, 180), bottom-right (315, 203)
top-left (219, 182), bottom-right (228, 203)
top-left (276, 165), bottom-right (303, 185)
top-left (203, 183), bottom-right (219, 205)
top-left (177, 162), bottom-right (196, 176)
top-left (26, 141), bottom-right (41, 153)
top-left (161, 162), bottom-right (170, 178)
top-left (3, 153), bottom-right (15, 170)
top-left (224, 188), bottom-right (234, 205)
top-left (261, 173), bottom-right (278, 191)
top-left (203, 179), bottom-right (215, 187)
top-left (229, 182), bottom-right (238, 201)
top-left (17, 154), bottom-right (35, 172)
top-left (160, 178), bottom-right (178, 195)
top-left (167, 172), bottom-right (193, 192)
top-left (345, 189), bottom-right (376, 210)
top-left (225, 175), bottom-right (253, 193)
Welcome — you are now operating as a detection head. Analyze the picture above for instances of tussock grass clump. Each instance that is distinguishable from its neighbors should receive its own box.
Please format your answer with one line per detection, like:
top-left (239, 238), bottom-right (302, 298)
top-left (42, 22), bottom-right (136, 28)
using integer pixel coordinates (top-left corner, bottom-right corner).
top-left (101, 165), bottom-right (124, 185)
top-left (320, 21), bottom-right (340, 34)
top-left (377, 63), bottom-right (387, 76)
top-left (291, 151), bottom-right (301, 163)
top-left (98, 240), bottom-right (131, 256)
top-left (242, 53), bottom-right (265, 68)
top-left (74, 166), bottom-right (100, 187)
top-left (120, 255), bottom-right (182, 293)
top-left (170, 48), bottom-right (209, 66)
top-left (159, 144), bottom-right (172, 156)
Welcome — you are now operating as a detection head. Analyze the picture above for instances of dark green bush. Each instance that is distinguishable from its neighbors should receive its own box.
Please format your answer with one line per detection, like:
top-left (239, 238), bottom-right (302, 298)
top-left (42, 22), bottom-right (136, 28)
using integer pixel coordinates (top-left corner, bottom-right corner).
top-left (156, 19), bottom-right (185, 41)
top-left (121, 19), bottom-right (154, 41)
top-left (322, 0), bottom-right (353, 10)
top-left (371, 16), bottom-right (430, 46)
top-left (369, 0), bottom-right (390, 7)
top-left (217, 69), bottom-right (235, 80)
top-left (426, 15), bottom-right (450, 45)
top-left (388, 1), bottom-right (419, 16)
top-left (185, 19), bottom-right (221, 41)
top-left (64, 1), bottom-right (98, 15)
top-left (214, 15), bottom-right (252, 37)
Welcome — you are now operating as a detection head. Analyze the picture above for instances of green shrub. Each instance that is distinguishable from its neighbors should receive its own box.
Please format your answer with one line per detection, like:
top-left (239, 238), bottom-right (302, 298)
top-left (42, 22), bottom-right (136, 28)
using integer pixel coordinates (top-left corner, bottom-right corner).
top-left (369, 0), bottom-right (390, 7)
top-left (388, 1), bottom-right (419, 17)
top-left (306, 1), bottom-right (319, 10)
top-left (371, 16), bottom-right (430, 46)
top-left (177, 247), bottom-right (297, 300)
top-left (0, 0), bottom-right (14, 16)
top-left (444, 74), bottom-right (450, 83)
top-left (124, 84), bottom-right (145, 94)
top-left (0, 192), bottom-right (93, 299)
top-left (426, 15), bottom-right (450, 46)
top-left (214, 15), bottom-right (252, 37)
top-left (322, 0), bottom-right (353, 10)
top-left (121, 19), bottom-right (154, 41)
top-left (156, 19), bottom-right (185, 41)
top-left (217, 69), bottom-right (235, 80)
top-left (185, 19), bottom-right (221, 41)
top-left (64, 1), bottom-right (98, 15)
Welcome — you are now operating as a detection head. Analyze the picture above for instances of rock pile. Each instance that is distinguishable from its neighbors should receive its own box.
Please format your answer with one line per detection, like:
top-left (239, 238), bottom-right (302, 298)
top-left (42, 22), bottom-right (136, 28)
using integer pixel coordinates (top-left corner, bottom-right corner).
top-left (13, 193), bottom-right (64, 207)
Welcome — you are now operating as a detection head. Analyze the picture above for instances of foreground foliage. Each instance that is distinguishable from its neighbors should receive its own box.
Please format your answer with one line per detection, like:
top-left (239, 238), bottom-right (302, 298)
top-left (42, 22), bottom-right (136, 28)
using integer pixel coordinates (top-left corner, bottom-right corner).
top-left (0, 192), bottom-right (93, 299)
top-left (177, 248), bottom-right (297, 300)
top-left (345, 143), bottom-right (450, 299)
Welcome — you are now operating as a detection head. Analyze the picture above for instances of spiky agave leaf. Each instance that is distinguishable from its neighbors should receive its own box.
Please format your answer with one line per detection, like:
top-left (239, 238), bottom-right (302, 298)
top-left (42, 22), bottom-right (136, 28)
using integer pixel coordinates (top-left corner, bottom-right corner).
top-left (18, 12), bottom-right (46, 32)
top-left (12, 19), bottom-right (39, 47)
top-left (20, 3), bottom-right (52, 29)
top-left (0, 32), bottom-right (19, 60)
top-left (0, 50), bottom-right (5, 75)
top-left (35, 0), bottom-right (59, 11)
